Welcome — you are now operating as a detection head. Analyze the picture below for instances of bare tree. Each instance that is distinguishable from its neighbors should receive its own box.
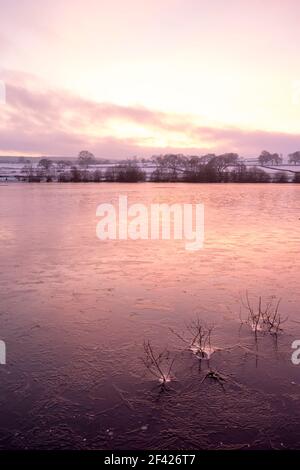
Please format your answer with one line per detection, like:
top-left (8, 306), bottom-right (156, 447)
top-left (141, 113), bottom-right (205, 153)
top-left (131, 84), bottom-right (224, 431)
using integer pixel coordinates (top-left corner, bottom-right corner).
top-left (38, 158), bottom-right (53, 171)
top-left (259, 151), bottom-right (282, 166)
top-left (239, 292), bottom-right (287, 337)
top-left (289, 151), bottom-right (300, 165)
top-left (142, 341), bottom-right (175, 388)
top-left (78, 150), bottom-right (96, 168)
top-left (170, 317), bottom-right (214, 359)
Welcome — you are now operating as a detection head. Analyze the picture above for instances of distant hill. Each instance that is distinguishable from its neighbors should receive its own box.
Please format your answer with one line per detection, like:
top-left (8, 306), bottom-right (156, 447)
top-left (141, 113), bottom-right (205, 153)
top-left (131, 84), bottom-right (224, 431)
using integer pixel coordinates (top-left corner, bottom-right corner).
top-left (0, 156), bottom-right (77, 163)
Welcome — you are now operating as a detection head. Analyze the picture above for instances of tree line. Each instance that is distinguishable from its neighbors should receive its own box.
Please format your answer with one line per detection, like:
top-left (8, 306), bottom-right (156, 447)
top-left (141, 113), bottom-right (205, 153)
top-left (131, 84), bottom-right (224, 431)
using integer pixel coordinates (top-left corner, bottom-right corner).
top-left (19, 150), bottom-right (300, 183)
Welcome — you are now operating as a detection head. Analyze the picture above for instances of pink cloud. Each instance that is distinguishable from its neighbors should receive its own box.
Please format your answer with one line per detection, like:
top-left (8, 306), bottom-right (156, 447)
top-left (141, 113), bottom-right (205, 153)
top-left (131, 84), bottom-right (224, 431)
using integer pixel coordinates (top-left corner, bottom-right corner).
top-left (1, 70), bottom-right (300, 158)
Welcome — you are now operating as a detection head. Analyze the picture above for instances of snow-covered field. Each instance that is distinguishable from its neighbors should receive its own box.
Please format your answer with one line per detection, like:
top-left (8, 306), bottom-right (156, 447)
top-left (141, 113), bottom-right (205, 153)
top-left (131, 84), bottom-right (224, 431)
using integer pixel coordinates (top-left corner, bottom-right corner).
top-left (0, 160), bottom-right (299, 181)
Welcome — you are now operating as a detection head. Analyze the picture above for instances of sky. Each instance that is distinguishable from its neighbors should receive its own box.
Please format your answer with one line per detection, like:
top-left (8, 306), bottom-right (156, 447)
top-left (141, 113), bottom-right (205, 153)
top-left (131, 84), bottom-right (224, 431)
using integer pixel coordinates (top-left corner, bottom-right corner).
top-left (1, 0), bottom-right (300, 158)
